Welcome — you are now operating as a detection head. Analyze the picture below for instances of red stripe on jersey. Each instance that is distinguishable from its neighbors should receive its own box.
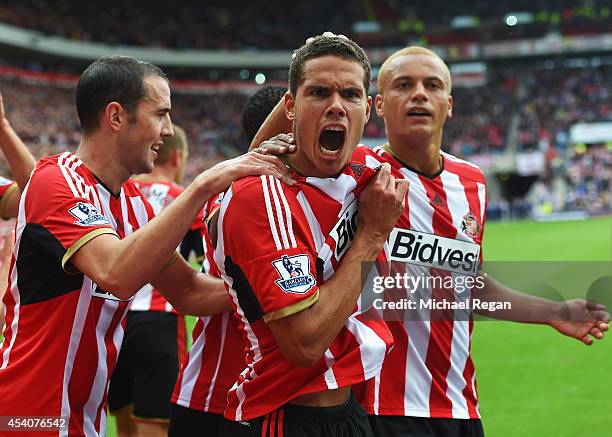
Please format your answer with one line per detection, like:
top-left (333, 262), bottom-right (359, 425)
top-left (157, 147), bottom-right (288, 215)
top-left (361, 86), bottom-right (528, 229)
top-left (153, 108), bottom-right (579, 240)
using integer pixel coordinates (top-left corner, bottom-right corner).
top-left (277, 409), bottom-right (284, 437)
top-left (262, 412), bottom-right (271, 437)
top-left (149, 290), bottom-right (168, 312)
top-left (95, 303), bottom-right (128, 432)
top-left (419, 176), bottom-right (456, 418)
top-left (67, 298), bottom-right (105, 436)
top-left (177, 315), bottom-right (187, 366)
top-left (461, 318), bottom-right (479, 419)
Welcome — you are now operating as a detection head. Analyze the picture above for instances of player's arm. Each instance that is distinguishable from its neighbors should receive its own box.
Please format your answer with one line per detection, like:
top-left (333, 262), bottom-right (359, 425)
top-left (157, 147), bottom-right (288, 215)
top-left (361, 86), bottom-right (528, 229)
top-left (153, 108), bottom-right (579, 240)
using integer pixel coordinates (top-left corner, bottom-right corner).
top-left (268, 164), bottom-right (408, 367)
top-left (475, 274), bottom-right (610, 345)
top-left (69, 152), bottom-right (294, 300)
top-left (0, 89), bottom-right (37, 190)
top-left (149, 254), bottom-right (231, 316)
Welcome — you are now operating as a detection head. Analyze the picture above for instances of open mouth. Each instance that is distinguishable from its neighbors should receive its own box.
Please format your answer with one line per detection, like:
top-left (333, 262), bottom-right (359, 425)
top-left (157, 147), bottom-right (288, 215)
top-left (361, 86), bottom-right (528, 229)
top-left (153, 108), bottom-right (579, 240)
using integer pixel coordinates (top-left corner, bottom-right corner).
top-left (407, 107), bottom-right (432, 117)
top-left (319, 127), bottom-right (345, 156)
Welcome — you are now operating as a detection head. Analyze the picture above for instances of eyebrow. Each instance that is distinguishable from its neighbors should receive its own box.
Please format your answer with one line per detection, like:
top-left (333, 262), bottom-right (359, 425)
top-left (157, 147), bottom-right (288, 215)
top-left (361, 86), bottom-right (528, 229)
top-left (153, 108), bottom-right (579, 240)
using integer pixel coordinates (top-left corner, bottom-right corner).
top-left (392, 75), bottom-right (446, 85)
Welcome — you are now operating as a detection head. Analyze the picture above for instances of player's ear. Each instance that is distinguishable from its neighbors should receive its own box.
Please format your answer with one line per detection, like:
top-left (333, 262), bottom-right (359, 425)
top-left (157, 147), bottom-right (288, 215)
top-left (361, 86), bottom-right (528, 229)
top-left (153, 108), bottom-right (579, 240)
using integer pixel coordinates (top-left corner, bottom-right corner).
top-left (285, 92), bottom-right (296, 121)
top-left (364, 95), bottom-right (372, 123)
top-left (375, 94), bottom-right (384, 117)
top-left (106, 102), bottom-right (124, 132)
top-left (447, 94), bottom-right (453, 119)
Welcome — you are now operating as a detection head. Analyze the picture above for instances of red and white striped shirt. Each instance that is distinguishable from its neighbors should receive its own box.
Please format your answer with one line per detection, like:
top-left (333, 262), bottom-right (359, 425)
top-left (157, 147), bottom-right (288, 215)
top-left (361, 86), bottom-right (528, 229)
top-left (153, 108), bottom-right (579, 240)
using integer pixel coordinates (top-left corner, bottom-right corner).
top-left (215, 147), bottom-right (394, 421)
top-left (355, 145), bottom-right (487, 419)
top-left (0, 152), bottom-right (155, 436)
top-left (171, 194), bottom-right (247, 414)
top-left (130, 180), bottom-right (183, 313)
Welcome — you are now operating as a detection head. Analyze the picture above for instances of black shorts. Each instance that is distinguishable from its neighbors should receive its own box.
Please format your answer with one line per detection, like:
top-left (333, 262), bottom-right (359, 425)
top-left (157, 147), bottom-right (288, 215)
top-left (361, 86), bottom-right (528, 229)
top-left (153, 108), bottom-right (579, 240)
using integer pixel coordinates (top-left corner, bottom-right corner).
top-left (108, 311), bottom-right (186, 421)
top-left (168, 403), bottom-right (223, 437)
top-left (219, 393), bottom-right (373, 437)
top-left (368, 415), bottom-right (485, 437)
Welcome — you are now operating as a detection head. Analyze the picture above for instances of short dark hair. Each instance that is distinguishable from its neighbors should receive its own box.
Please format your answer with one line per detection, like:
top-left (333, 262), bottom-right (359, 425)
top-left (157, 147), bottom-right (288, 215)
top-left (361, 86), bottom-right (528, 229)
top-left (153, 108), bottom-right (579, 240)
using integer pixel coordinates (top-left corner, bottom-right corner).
top-left (76, 55), bottom-right (167, 135)
top-left (288, 35), bottom-right (371, 96)
top-left (240, 85), bottom-right (287, 147)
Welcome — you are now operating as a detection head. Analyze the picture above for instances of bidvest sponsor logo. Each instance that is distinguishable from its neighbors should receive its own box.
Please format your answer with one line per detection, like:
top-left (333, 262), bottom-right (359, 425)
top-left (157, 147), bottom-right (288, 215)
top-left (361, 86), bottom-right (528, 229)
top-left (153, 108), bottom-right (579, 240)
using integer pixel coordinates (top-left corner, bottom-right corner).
top-left (388, 228), bottom-right (480, 274)
top-left (330, 198), bottom-right (358, 261)
top-left (91, 282), bottom-right (133, 301)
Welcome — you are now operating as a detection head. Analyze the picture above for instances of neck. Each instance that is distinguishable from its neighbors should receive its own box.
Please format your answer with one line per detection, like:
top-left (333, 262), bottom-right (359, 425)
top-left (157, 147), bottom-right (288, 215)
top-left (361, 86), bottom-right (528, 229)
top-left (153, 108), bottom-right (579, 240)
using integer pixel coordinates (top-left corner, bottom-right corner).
top-left (135, 166), bottom-right (175, 184)
top-left (386, 131), bottom-right (443, 176)
top-left (76, 134), bottom-right (129, 194)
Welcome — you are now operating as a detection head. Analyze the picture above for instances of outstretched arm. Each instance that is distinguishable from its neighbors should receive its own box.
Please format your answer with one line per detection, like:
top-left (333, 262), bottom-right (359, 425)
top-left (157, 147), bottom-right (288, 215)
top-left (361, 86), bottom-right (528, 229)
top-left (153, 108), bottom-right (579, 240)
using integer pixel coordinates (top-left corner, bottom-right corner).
top-left (475, 274), bottom-right (610, 345)
top-left (0, 90), bottom-right (37, 190)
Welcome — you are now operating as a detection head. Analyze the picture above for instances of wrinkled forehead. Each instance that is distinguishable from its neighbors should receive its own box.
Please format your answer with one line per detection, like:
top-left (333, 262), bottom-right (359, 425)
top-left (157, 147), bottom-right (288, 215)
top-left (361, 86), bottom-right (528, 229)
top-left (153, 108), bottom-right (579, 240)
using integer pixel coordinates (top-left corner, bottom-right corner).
top-left (300, 55), bottom-right (366, 90)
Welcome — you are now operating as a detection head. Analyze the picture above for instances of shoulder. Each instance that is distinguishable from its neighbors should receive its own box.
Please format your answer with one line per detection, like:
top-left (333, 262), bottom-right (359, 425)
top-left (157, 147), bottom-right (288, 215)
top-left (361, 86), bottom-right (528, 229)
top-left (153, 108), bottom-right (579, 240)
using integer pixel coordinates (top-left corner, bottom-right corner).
top-left (441, 151), bottom-right (486, 184)
top-left (29, 153), bottom-right (83, 193)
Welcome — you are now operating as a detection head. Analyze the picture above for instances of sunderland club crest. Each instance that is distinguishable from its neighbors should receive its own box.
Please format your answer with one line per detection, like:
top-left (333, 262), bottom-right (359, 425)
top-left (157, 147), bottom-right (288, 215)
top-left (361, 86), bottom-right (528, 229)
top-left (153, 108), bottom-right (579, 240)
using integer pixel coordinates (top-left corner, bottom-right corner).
top-left (461, 211), bottom-right (481, 238)
top-left (272, 254), bottom-right (315, 294)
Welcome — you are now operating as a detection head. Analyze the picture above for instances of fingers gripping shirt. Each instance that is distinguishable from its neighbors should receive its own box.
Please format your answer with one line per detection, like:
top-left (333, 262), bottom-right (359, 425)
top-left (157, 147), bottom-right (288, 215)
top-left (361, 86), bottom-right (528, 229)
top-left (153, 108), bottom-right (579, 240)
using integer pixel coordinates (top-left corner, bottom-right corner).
top-left (214, 146), bottom-right (394, 421)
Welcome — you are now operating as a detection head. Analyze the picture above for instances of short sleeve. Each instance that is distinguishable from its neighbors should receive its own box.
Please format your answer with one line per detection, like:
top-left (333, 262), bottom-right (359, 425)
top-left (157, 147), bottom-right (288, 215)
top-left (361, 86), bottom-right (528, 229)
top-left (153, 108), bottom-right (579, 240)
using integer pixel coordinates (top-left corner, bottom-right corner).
top-left (0, 177), bottom-right (17, 219)
top-left (221, 177), bottom-right (320, 323)
top-left (25, 164), bottom-right (118, 273)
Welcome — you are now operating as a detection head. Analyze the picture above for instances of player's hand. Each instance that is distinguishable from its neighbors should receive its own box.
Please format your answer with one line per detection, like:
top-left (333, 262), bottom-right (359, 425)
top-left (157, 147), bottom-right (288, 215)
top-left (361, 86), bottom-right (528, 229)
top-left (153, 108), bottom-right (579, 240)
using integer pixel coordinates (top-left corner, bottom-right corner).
top-left (251, 133), bottom-right (297, 156)
top-left (197, 151), bottom-right (295, 195)
top-left (357, 163), bottom-right (408, 244)
top-left (294, 32), bottom-right (350, 59)
top-left (549, 299), bottom-right (610, 345)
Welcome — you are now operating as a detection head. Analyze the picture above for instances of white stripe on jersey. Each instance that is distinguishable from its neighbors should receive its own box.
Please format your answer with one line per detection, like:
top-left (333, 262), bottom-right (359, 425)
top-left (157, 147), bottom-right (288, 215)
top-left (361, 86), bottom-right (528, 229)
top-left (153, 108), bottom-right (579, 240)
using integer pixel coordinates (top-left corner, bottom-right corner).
top-left (204, 312), bottom-right (230, 410)
top-left (260, 176), bottom-right (282, 251)
top-left (214, 187), bottom-right (260, 421)
top-left (296, 191), bottom-right (324, 252)
top-left (440, 172), bottom-right (471, 242)
top-left (58, 153), bottom-right (82, 198)
top-left (119, 190), bottom-right (133, 235)
top-left (0, 181), bottom-right (29, 369)
top-left (82, 300), bottom-right (119, 436)
top-left (177, 317), bottom-right (212, 405)
top-left (346, 315), bottom-right (387, 377)
top-left (130, 196), bottom-right (149, 228)
top-left (268, 176), bottom-right (291, 249)
top-left (399, 169), bottom-right (435, 233)
top-left (274, 178), bottom-right (297, 248)
top-left (477, 182), bottom-right (486, 224)
top-left (447, 286), bottom-right (471, 419)
top-left (96, 186), bottom-right (117, 229)
top-left (59, 278), bottom-right (94, 437)
top-left (438, 172), bottom-right (475, 418)
top-left (322, 350), bottom-right (338, 389)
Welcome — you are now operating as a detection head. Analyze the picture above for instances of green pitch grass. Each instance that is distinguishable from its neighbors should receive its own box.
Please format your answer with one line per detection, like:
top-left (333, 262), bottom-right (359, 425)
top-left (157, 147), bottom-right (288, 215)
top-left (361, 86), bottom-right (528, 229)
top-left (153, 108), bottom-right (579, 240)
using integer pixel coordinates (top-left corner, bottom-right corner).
top-left (100, 216), bottom-right (612, 436)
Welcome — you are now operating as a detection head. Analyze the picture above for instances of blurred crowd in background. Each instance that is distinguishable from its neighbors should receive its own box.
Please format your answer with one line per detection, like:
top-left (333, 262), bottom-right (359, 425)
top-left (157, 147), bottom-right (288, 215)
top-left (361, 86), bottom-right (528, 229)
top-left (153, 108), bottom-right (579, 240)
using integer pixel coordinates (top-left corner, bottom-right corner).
top-left (0, 0), bottom-right (610, 49)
